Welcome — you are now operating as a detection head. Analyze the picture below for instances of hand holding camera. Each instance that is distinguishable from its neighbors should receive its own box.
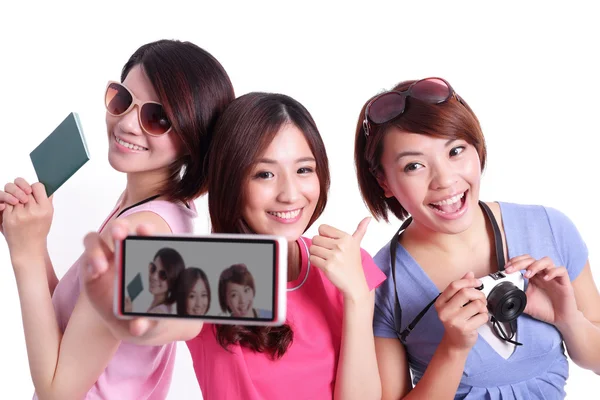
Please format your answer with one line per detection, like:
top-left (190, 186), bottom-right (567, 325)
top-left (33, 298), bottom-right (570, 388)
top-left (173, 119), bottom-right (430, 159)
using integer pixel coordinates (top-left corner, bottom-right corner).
top-left (476, 270), bottom-right (527, 324)
top-left (435, 272), bottom-right (489, 352)
top-left (504, 255), bottom-right (578, 326)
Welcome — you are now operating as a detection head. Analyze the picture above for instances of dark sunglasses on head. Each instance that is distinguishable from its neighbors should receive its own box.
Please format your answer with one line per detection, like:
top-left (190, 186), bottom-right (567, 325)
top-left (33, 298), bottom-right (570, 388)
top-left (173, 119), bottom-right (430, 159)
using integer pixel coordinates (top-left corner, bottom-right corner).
top-left (149, 262), bottom-right (168, 281)
top-left (362, 77), bottom-right (462, 137)
top-left (105, 81), bottom-right (172, 136)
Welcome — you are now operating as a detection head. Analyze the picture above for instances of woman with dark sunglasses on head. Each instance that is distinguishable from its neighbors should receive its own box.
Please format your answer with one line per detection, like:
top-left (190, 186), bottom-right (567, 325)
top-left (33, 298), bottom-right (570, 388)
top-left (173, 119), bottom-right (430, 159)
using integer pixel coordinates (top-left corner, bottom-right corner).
top-left (0, 39), bottom-right (234, 399)
top-left (81, 92), bottom-right (387, 399)
top-left (354, 78), bottom-right (600, 399)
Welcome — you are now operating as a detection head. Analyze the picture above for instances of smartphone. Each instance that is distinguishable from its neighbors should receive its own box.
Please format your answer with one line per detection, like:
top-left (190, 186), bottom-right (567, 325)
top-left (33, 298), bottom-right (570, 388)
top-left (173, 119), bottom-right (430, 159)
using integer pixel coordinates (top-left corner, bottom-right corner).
top-left (29, 112), bottom-right (90, 197)
top-left (114, 233), bottom-right (287, 326)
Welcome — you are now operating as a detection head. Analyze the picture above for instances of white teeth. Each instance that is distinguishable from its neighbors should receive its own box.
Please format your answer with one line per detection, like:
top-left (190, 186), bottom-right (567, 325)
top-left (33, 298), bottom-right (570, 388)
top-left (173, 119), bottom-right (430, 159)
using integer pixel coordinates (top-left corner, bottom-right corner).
top-left (431, 192), bottom-right (465, 206)
top-left (268, 209), bottom-right (301, 219)
top-left (115, 135), bottom-right (148, 151)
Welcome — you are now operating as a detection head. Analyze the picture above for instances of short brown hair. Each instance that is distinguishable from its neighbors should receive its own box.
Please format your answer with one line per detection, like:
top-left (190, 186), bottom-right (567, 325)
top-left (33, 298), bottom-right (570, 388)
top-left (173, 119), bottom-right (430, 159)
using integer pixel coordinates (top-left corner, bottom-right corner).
top-left (218, 264), bottom-right (255, 313)
top-left (354, 79), bottom-right (487, 222)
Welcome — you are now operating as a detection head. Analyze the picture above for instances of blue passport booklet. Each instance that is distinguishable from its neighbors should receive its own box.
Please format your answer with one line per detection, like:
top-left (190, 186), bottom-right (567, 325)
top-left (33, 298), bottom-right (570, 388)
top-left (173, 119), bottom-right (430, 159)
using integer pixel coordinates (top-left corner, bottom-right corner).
top-left (29, 112), bottom-right (90, 197)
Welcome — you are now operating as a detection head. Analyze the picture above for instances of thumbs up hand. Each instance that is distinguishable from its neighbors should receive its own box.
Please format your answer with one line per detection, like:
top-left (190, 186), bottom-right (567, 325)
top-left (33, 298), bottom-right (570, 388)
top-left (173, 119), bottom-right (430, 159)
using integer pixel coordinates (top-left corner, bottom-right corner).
top-left (309, 217), bottom-right (372, 302)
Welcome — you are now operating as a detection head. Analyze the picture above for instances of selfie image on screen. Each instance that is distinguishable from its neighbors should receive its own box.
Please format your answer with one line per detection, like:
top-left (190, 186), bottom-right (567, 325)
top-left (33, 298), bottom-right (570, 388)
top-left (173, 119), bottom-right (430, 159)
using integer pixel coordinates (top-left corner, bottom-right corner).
top-left (121, 237), bottom-right (276, 321)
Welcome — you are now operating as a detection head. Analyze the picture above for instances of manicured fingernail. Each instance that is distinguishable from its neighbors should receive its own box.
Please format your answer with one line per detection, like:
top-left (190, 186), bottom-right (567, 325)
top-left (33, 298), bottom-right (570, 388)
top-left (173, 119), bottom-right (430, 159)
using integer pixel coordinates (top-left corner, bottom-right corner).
top-left (525, 271), bottom-right (532, 278)
top-left (544, 274), bottom-right (550, 280)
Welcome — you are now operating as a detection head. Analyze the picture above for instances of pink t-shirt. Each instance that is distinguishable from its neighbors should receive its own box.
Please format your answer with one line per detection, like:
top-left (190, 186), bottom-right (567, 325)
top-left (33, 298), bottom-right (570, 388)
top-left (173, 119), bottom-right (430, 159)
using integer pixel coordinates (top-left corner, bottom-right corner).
top-left (186, 236), bottom-right (386, 399)
top-left (34, 196), bottom-right (197, 400)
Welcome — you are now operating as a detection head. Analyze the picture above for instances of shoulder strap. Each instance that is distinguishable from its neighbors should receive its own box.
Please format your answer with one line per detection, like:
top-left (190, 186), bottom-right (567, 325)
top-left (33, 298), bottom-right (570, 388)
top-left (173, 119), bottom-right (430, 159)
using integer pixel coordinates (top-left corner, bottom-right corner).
top-left (480, 201), bottom-right (506, 271)
top-left (389, 216), bottom-right (413, 341)
top-left (116, 194), bottom-right (160, 218)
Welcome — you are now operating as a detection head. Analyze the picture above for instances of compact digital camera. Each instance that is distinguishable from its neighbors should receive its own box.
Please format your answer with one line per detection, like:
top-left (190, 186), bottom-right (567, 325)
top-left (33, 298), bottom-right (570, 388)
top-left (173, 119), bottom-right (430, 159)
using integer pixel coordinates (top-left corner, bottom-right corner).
top-left (477, 271), bottom-right (527, 322)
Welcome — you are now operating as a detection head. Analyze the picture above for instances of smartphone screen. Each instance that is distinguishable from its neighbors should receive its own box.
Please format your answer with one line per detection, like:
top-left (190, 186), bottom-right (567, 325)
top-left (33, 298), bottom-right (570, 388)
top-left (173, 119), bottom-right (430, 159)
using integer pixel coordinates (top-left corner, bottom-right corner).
top-left (115, 234), bottom-right (287, 326)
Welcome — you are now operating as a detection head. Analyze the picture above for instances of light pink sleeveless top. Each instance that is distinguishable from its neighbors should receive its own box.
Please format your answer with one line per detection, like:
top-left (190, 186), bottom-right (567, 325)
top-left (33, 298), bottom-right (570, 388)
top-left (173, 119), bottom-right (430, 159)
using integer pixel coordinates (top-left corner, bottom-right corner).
top-left (34, 196), bottom-right (197, 400)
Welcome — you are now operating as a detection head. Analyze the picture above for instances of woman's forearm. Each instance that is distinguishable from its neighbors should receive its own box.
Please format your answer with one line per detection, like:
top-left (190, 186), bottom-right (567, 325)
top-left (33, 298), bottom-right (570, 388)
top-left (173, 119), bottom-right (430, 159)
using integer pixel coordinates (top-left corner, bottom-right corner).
top-left (98, 312), bottom-right (204, 346)
top-left (13, 253), bottom-right (73, 398)
top-left (43, 249), bottom-right (59, 295)
top-left (403, 335), bottom-right (469, 400)
top-left (556, 311), bottom-right (600, 374)
top-left (12, 251), bottom-right (78, 398)
top-left (9, 241), bottom-right (57, 294)
top-left (334, 292), bottom-right (382, 400)
top-left (12, 252), bottom-right (120, 400)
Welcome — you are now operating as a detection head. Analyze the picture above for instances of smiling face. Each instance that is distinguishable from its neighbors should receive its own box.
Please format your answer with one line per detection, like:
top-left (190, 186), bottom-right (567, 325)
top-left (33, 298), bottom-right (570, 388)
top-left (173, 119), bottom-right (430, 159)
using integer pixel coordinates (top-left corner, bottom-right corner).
top-left (225, 282), bottom-right (255, 317)
top-left (148, 257), bottom-right (169, 296)
top-left (186, 278), bottom-right (210, 316)
top-left (106, 64), bottom-right (183, 175)
top-left (241, 123), bottom-right (320, 242)
top-left (377, 128), bottom-right (482, 234)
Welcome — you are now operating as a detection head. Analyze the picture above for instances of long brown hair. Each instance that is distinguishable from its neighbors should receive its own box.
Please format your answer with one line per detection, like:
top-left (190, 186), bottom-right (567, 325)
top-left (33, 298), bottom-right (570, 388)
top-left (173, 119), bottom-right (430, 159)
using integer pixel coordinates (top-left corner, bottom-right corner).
top-left (152, 247), bottom-right (185, 305)
top-left (173, 267), bottom-right (211, 315)
top-left (207, 92), bottom-right (330, 359)
top-left (354, 79), bottom-right (487, 222)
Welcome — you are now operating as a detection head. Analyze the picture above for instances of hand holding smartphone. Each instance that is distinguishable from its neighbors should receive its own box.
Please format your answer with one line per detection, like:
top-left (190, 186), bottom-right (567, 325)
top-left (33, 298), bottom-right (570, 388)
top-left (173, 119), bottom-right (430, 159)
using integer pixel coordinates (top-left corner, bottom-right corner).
top-left (114, 234), bottom-right (287, 326)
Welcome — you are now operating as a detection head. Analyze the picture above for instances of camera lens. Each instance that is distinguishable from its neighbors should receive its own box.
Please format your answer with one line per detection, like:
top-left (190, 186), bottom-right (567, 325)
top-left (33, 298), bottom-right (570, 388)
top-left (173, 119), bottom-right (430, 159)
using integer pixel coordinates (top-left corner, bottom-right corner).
top-left (487, 282), bottom-right (527, 322)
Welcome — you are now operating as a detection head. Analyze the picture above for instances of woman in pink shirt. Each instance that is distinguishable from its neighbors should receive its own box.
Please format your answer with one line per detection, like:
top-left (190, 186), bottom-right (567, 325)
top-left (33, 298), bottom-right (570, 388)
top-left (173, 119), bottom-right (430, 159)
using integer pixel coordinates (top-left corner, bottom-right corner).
top-left (125, 247), bottom-right (187, 314)
top-left (0, 39), bottom-right (234, 399)
top-left (82, 92), bottom-right (387, 399)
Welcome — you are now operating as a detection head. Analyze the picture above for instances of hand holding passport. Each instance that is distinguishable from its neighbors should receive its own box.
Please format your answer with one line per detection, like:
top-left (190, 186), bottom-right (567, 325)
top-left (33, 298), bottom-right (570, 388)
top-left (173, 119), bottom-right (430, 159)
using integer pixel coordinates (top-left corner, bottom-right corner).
top-left (29, 112), bottom-right (90, 197)
top-left (0, 112), bottom-right (88, 237)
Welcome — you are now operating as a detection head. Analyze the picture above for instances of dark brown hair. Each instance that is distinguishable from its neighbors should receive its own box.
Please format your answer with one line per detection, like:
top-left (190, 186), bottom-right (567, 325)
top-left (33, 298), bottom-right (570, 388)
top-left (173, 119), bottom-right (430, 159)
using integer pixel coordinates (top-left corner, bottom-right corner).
top-left (354, 79), bottom-right (487, 222)
top-left (153, 247), bottom-right (185, 305)
top-left (122, 39), bottom-right (235, 203)
top-left (207, 92), bottom-right (330, 359)
top-left (218, 264), bottom-right (255, 313)
top-left (174, 267), bottom-right (211, 315)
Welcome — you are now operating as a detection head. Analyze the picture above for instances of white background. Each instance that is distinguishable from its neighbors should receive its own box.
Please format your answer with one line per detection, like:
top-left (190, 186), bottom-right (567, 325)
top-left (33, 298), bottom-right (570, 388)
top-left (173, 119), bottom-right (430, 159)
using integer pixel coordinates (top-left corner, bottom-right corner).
top-left (1, 1), bottom-right (598, 398)
top-left (124, 239), bottom-right (275, 316)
